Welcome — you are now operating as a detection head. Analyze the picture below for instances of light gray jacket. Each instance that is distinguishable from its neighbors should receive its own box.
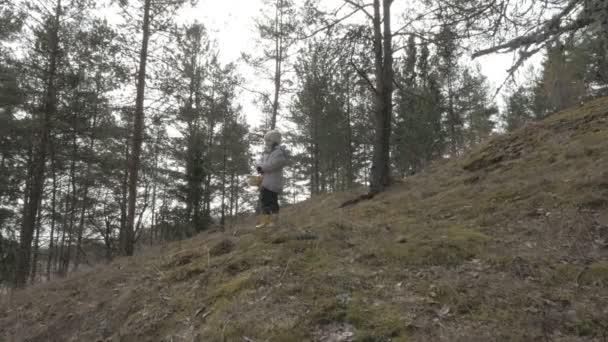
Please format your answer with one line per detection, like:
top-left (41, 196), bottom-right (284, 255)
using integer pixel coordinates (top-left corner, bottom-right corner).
top-left (256, 145), bottom-right (288, 193)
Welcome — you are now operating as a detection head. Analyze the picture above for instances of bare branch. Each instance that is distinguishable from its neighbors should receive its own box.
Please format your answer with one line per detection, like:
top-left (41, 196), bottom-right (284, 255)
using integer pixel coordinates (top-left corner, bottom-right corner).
top-left (489, 43), bottom-right (546, 101)
top-left (343, 0), bottom-right (374, 21)
top-left (349, 59), bottom-right (377, 94)
top-left (472, 0), bottom-right (589, 58)
top-left (237, 84), bottom-right (272, 104)
top-left (297, 7), bottom-right (362, 40)
top-left (392, 7), bottom-right (441, 37)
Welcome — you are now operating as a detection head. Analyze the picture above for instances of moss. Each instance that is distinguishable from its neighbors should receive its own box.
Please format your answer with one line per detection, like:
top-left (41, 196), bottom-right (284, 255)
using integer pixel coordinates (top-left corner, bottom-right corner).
top-left (468, 307), bottom-right (515, 323)
top-left (579, 262), bottom-right (608, 286)
top-left (162, 250), bottom-right (203, 269)
top-left (163, 258), bottom-right (207, 282)
top-left (543, 264), bottom-right (581, 286)
top-left (487, 188), bottom-right (523, 202)
top-left (311, 296), bottom-right (345, 325)
top-left (445, 227), bottom-right (491, 242)
top-left (345, 294), bottom-right (407, 341)
top-left (211, 297), bottom-right (232, 313)
top-left (289, 248), bottom-right (332, 276)
top-left (463, 146), bottom-right (505, 171)
top-left (565, 319), bottom-right (599, 337)
top-left (214, 272), bottom-right (254, 299)
top-left (225, 259), bottom-right (251, 275)
top-left (355, 201), bottom-right (388, 218)
top-left (269, 325), bottom-right (310, 341)
top-left (486, 255), bottom-right (515, 267)
top-left (212, 321), bottom-right (257, 341)
top-left (387, 227), bottom-right (490, 266)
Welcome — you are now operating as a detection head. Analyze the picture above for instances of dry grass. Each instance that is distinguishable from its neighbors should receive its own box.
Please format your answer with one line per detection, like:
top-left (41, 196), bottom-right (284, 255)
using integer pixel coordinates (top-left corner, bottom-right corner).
top-left (2, 97), bottom-right (608, 341)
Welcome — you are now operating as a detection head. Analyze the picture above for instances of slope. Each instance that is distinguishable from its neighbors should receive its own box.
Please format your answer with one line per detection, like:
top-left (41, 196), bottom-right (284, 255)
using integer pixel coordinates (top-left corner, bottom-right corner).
top-left (2, 97), bottom-right (608, 341)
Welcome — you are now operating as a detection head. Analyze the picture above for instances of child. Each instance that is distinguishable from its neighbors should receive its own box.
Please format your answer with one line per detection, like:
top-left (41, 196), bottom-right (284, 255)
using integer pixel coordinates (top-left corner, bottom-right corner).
top-left (255, 130), bottom-right (288, 228)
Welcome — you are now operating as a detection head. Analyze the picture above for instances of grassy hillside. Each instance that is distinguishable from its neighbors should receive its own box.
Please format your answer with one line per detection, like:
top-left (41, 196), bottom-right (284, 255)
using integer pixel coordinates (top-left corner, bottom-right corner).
top-left (2, 97), bottom-right (608, 341)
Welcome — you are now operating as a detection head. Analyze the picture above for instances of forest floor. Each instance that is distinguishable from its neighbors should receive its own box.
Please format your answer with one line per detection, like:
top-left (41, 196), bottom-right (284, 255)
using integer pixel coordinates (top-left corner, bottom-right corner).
top-left (2, 97), bottom-right (608, 341)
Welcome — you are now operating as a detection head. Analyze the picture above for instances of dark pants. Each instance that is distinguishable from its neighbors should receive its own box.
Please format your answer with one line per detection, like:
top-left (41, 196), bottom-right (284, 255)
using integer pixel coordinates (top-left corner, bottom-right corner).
top-left (260, 187), bottom-right (279, 214)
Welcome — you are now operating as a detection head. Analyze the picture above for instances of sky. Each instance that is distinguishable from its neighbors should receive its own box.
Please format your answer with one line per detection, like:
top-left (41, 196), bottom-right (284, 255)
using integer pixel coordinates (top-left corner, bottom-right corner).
top-left (173, 0), bottom-right (539, 129)
top-left (178, 1), bottom-right (266, 128)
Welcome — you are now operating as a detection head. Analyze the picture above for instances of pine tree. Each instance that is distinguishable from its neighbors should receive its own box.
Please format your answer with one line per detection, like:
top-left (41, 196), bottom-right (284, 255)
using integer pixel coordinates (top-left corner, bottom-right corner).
top-left (393, 38), bottom-right (446, 175)
top-left (0, 2), bottom-right (25, 287)
top-left (436, 25), bottom-right (463, 156)
top-left (15, 0), bottom-right (66, 287)
top-left (119, 0), bottom-right (190, 256)
top-left (393, 35), bottom-right (419, 176)
top-left (159, 23), bottom-right (250, 235)
top-left (503, 86), bottom-right (534, 132)
top-left (532, 43), bottom-right (587, 118)
top-left (250, 0), bottom-right (299, 129)
top-left (459, 67), bottom-right (497, 147)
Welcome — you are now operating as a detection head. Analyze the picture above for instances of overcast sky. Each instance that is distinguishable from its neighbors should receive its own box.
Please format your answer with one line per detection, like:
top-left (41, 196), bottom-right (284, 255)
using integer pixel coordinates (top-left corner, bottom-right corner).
top-left (139, 0), bottom-right (539, 128)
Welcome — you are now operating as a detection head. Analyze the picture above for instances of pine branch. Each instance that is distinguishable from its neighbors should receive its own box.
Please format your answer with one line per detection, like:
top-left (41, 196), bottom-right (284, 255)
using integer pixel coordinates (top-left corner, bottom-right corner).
top-left (472, 0), bottom-right (589, 58)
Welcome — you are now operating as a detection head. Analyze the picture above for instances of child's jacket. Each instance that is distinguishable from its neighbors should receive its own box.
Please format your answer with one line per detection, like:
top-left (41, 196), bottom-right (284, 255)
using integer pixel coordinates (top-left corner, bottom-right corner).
top-left (256, 145), bottom-right (288, 193)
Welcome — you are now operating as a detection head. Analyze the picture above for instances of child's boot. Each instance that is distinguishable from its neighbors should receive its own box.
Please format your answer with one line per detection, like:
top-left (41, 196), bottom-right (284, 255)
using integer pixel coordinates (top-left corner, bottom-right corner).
top-left (255, 214), bottom-right (270, 228)
top-left (267, 214), bottom-right (279, 228)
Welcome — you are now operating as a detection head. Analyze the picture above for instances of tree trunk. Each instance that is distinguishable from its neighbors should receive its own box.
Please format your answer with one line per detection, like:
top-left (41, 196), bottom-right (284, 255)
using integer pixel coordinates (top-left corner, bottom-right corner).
top-left (0, 151), bottom-right (6, 203)
top-left (119, 135), bottom-right (129, 247)
top-left (46, 152), bottom-right (57, 281)
top-left (203, 118), bottom-right (215, 223)
top-left (62, 132), bottom-right (78, 275)
top-left (369, 0), bottom-right (393, 195)
top-left (220, 116), bottom-right (228, 229)
top-left (184, 73), bottom-right (198, 226)
top-left (234, 176), bottom-right (240, 217)
top-left (311, 108), bottom-right (320, 195)
top-left (74, 92), bottom-right (100, 270)
top-left (203, 86), bottom-right (216, 223)
top-left (30, 196), bottom-right (43, 284)
top-left (104, 219), bottom-right (113, 261)
top-left (345, 72), bottom-right (354, 189)
top-left (57, 186), bottom-right (68, 275)
top-left (270, 0), bottom-right (284, 130)
top-left (134, 176), bottom-right (150, 240)
top-left (123, 0), bottom-right (152, 256)
top-left (448, 76), bottom-right (457, 156)
top-left (229, 170), bottom-right (235, 218)
top-left (15, 0), bottom-right (61, 287)
top-left (150, 127), bottom-right (159, 244)
top-left (73, 205), bottom-right (88, 271)
top-left (220, 167), bottom-right (226, 229)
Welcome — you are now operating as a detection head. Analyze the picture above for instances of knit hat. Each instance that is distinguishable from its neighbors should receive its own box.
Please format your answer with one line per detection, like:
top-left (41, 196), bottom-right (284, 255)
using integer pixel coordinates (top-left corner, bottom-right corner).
top-left (264, 130), bottom-right (282, 145)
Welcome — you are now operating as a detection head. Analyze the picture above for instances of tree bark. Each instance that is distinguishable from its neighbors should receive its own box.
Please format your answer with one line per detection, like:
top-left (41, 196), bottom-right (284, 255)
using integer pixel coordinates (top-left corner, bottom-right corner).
top-left (234, 176), bottom-right (240, 217)
top-left (46, 151), bottom-right (57, 281)
top-left (123, 0), bottom-right (152, 256)
top-left (369, 0), bottom-right (393, 195)
top-left (57, 187), bottom-right (68, 275)
top-left (345, 71), bottom-right (354, 188)
top-left (119, 133), bottom-right (129, 247)
top-left (270, 0), bottom-right (284, 130)
top-left (75, 91), bottom-right (100, 270)
top-left (30, 195), bottom-right (43, 284)
top-left (447, 72), bottom-right (457, 156)
top-left (62, 130), bottom-right (78, 275)
top-left (220, 113), bottom-right (228, 228)
top-left (15, 0), bottom-right (61, 287)
top-left (150, 126), bottom-right (160, 244)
